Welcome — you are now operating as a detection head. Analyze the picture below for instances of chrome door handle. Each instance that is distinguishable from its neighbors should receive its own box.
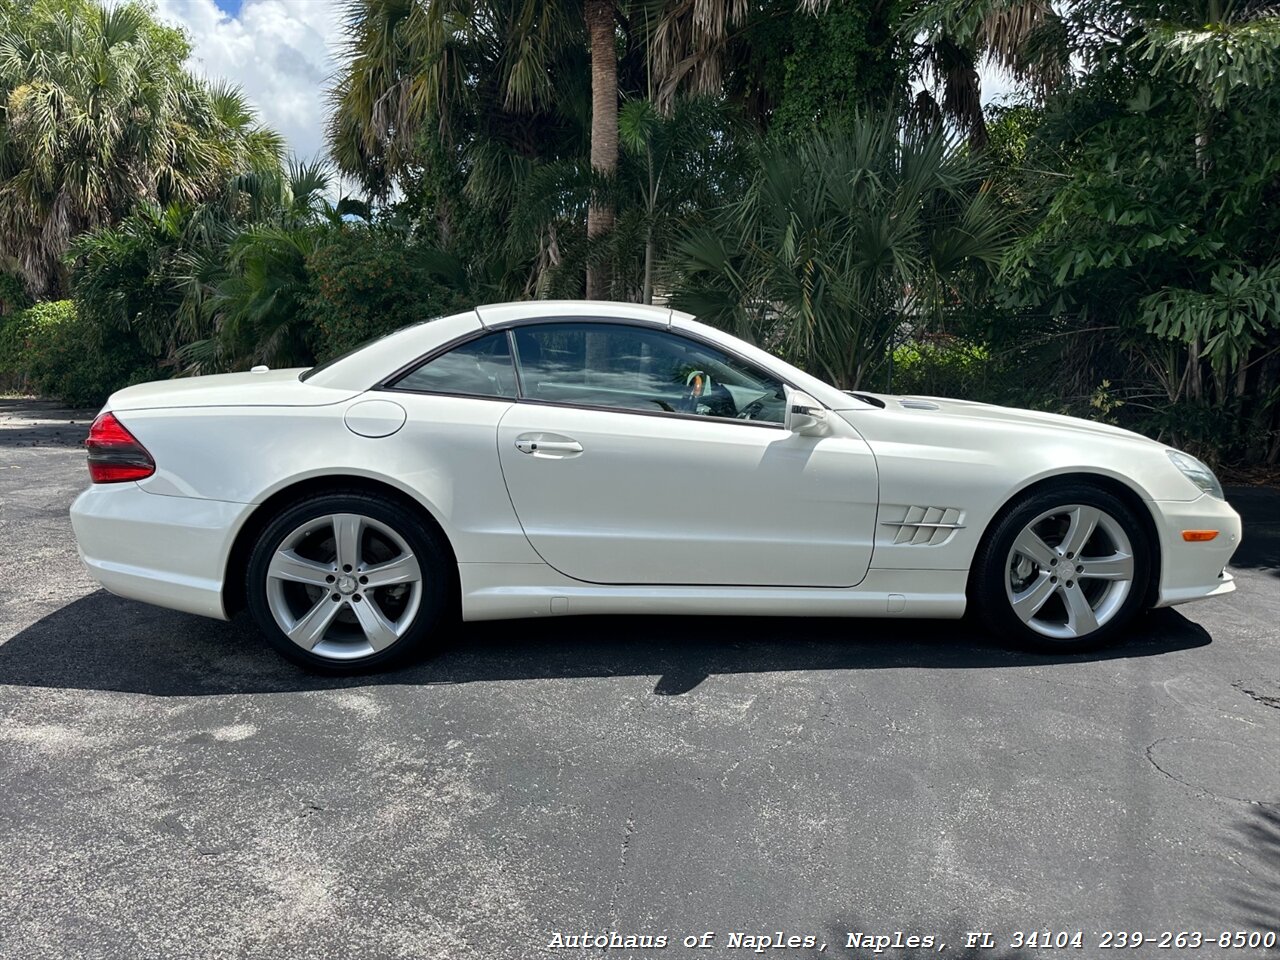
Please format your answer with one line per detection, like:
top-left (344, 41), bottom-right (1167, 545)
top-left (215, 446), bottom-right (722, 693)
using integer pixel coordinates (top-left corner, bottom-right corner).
top-left (515, 438), bottom-right (583, 455)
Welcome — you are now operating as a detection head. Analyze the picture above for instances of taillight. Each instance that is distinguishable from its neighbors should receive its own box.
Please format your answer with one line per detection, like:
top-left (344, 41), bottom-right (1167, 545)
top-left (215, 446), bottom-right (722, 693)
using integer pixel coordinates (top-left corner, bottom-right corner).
top-left (86, 412), bottom-right (155, 483)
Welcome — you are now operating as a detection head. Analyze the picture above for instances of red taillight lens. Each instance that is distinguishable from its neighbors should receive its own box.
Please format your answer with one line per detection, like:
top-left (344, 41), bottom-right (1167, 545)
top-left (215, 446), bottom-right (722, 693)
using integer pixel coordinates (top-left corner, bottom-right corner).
top-left (86, 412), bottom-right (155, 483)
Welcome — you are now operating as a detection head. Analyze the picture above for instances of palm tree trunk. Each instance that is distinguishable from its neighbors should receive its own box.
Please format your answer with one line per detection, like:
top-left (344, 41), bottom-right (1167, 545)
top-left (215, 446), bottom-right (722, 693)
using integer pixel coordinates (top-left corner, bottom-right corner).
top-left (642, 231), bottom-right (655, 304)
top-left (585, 0), bottom-right (617, 300)
top-left (641, 158), bottom-right (655, 303)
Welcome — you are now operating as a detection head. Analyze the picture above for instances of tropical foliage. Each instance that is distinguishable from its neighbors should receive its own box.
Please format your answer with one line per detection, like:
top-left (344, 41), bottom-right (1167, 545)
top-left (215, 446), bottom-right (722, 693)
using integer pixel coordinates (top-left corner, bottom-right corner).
top-left (670, 116), bottom-right (1015, 388)
top-left (70, 161), bottom-right (365, 374)
top-left (0, 0), bottom-right (283, 298)
top-left (0, 299), bottom-right (154, 404)
top-left (0, 0), bottom-right (1276, 469)
top-left (994, 0), bottom-right (1280, 463)
top-left (306, 230), bottom-right (472, 358)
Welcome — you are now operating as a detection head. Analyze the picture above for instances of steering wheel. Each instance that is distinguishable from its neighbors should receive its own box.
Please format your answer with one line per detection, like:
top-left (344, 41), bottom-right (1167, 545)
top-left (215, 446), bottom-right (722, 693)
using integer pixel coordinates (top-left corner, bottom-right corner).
top-left (737, 398), bottom-right (766, 420)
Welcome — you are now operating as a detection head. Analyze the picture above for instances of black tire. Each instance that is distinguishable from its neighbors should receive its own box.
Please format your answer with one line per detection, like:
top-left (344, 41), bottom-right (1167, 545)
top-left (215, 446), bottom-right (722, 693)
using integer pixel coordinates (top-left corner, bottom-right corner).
top-left (245, 491), bottom-right (454, 672)
top-left (970, 482), bottom-right (1153, 653)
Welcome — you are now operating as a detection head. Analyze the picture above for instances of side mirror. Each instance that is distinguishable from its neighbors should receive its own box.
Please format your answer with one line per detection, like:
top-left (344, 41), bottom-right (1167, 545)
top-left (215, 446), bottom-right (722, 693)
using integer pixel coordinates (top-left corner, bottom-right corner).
top-left (784, 388), bottom-right (828, 436)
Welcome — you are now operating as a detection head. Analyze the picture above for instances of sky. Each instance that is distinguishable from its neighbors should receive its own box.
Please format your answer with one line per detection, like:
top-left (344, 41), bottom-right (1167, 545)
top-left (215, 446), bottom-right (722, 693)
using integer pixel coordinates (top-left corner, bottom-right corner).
top-left (154, 0), bottom-right (346, 166)
top-left (151, 1), bottom-right (1022, 173)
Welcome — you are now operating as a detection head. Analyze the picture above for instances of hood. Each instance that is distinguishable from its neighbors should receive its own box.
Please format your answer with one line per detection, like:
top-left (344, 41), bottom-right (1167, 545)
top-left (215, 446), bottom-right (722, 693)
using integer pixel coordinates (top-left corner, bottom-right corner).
top-left (847, 392), bottom-right (1162, 447)
top-left (105, 368), bottom-right (363, 412)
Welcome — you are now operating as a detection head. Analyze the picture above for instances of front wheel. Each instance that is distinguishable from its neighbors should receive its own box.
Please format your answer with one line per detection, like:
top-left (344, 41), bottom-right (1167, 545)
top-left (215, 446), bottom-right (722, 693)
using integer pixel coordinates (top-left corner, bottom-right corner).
top-left (246, 492), bottom-right (453, 672)
top-left (971, 484), bottom-right (1152, 652)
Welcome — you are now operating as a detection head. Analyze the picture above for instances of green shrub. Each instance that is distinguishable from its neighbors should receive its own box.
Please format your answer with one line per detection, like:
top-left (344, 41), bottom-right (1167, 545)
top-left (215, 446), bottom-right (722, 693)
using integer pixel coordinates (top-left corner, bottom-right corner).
top-left (4, 300), bottom-right (158, 406)
top-left (0, 271), bottom-right (30, 318)
top-left (306, 231), bottom-right (471, 361)
top-left (0, 272), bottom-right (34, 392)
top-left (0, 313), bottom-right (30, 393)
top-left (888, 338), bottom-right (993, 399)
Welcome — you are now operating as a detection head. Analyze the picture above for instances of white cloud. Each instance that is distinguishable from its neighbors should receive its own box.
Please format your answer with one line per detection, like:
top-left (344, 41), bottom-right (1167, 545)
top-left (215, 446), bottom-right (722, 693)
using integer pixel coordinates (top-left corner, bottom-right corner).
top-left (151, 0), bottom-right (346, 165)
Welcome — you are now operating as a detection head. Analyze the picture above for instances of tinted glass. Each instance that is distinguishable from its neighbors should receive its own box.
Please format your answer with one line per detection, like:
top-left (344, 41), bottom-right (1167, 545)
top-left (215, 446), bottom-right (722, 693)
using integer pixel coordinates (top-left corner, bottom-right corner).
top-left (393, 332), bottom-right (517, 398)
top-left (511, 322), bottom-right (787, 423)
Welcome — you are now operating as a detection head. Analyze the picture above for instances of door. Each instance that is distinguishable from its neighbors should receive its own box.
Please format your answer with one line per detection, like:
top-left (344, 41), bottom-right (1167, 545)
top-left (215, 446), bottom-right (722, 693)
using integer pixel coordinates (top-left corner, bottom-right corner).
top-left (496, 321), bottom-right (878, 587)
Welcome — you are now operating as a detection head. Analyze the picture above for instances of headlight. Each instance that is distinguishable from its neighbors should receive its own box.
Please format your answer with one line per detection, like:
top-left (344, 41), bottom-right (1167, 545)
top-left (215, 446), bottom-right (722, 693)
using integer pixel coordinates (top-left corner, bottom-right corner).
top-left (1167, 450), bottom-right (1224, 500)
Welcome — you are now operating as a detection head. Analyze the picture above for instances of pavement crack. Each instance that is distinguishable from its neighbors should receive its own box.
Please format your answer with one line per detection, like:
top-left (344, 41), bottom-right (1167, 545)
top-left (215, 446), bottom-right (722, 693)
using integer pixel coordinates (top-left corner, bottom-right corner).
top-left (606, 813), bottom-right (636, 924)
top-left (1143, 738), bottom-right (1216, 801)
top-left (292, 799), bottom-right (325, 819)
top-left (1233, 679), bottom-right (1280, 710)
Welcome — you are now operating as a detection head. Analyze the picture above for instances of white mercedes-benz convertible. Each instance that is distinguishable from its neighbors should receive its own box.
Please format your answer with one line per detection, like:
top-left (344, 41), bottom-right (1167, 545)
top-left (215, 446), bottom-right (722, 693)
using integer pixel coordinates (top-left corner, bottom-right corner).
top-left (70, 301), bottom-right (1241, 671)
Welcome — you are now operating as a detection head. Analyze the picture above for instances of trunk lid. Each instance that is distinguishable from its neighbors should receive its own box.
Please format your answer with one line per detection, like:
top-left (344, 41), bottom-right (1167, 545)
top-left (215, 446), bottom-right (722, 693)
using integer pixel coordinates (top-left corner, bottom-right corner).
top-left (105, 368), bottom-right (362, 412)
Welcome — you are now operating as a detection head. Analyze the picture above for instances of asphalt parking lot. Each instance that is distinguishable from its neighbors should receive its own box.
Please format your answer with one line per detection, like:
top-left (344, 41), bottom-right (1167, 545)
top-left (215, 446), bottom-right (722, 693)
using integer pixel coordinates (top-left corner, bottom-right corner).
top-left (1, 398), bottom-right (1278, 960)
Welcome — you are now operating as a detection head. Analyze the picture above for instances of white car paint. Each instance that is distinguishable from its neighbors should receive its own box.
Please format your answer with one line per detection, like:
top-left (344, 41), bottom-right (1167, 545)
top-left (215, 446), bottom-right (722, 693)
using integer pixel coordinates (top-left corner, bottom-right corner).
top-left (70, 300), bottom-right (1241, 635)
top-left (494, 401), bottom-right (878, 586)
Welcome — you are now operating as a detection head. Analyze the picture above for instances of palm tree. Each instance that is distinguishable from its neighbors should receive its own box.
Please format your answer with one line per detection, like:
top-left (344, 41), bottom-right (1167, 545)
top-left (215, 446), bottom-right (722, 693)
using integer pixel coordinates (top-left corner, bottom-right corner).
top-left (670, 115), bottom-right (1016, 388)
top-left (582, 0), bottom-right (752, 297)
top-left (0, 0), bottom-right (283, 297)
top-left (328, 0), bottom-right (588, 273)
top-left (192, 160), bottom-right (342, 370)
top-left (641, 0), bottom-right (749, 108)
top-left (616, 95), bottom-right (744, 302)
top-left (69, 159), bottom-right (340, 372)
top-left (581, 0), bottom-right (756, 297)
top-left (584, 0), bottom-right (618, 298)
top-left (895, 0), bottom-right (1066, 147)
top-left (327, 0), bottom-right (764, 298)
top-left (328, 0), bottom-right (582, 193)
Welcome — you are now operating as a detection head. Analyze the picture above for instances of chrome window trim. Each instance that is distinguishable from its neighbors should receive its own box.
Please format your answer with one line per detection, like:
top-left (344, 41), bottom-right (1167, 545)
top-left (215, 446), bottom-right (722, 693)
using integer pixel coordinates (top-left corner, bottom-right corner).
top-left (377, 316), bottom-right (805, 429)
top-left (509, 396), bottom-right (786, 430)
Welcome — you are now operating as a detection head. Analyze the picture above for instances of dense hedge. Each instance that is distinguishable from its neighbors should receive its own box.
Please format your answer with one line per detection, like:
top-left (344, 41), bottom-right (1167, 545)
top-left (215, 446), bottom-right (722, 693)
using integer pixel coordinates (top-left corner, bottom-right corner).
top-left (0, 300), bottom-right (157, 406)
top-left (4, 231), bottom-right (478, 405)
top-left (306, 232), bottom-right (470, 361)
top-left (0, 271), bottom-right (29, 318)
top-left (888, 339), bottom-right (993, 399)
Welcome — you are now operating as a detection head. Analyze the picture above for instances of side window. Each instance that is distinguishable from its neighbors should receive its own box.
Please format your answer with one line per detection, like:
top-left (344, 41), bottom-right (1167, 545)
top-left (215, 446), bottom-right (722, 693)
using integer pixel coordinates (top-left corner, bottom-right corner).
top-left (511, 322), bottom-right (787, 423)
top-left (391, 332), bottom-right (517, 399)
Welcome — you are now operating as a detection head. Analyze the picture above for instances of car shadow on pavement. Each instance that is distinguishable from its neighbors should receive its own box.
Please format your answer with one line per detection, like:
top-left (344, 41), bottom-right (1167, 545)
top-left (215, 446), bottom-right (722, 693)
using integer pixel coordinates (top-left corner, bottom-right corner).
top-left (1223, 485), bottom-right (1280, 575)
top-left (1226, 802), bottom-right (1280, 931)
top-left (0, 589), bottom-right (1211, 697)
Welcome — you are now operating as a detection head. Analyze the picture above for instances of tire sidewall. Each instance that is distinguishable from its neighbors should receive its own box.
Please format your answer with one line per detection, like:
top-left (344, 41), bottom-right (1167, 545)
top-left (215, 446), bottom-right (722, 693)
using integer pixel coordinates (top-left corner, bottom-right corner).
top-left (974, 484), bottom-right (1152, 652)
top-left (245, 492), bottom-right (451, 672)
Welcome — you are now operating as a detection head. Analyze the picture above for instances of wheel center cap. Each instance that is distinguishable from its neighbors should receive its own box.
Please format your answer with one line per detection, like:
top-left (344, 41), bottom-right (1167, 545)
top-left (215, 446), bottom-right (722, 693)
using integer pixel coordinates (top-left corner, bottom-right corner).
top-left (336, 575), bottom-right (357, 595)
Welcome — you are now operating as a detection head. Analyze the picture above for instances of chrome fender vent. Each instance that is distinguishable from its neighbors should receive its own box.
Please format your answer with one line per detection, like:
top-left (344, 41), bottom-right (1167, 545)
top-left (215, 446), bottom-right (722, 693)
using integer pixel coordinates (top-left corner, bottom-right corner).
top-left (881, 506), bottom-right (965, 545)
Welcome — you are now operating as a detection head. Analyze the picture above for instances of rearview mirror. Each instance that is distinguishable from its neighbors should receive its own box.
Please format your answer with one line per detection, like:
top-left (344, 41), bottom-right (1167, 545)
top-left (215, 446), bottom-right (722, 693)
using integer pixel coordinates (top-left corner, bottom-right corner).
top-left (784, 388), bottom-right (828, 436)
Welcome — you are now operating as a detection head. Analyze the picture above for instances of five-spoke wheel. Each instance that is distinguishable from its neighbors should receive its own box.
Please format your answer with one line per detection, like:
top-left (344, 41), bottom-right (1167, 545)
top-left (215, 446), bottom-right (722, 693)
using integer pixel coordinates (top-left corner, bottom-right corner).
top-left (974, 484), bottom-right (1150, 651)
top-left (247, 492), bottom-right (451, 671)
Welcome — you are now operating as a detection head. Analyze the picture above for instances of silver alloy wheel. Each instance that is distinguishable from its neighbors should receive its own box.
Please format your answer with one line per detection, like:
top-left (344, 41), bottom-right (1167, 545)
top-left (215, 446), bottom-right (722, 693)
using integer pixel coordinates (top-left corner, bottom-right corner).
top-left (265, 513), bottom-right (423, 660)
top-left (1004, 503), bottom-right (1135, 640)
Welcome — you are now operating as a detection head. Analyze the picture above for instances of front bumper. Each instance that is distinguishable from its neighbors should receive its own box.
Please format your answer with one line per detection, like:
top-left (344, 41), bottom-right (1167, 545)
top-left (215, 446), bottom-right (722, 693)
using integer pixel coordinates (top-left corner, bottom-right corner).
top-left (1151, 494), bottom-right (1243, 608)
top-left (70, 483), bottom-right (252, 620)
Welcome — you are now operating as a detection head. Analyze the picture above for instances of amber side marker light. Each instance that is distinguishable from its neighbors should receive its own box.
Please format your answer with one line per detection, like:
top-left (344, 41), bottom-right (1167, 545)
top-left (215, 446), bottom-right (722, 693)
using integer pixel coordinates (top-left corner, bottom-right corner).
top-left (1181, 530), bottom-right (1219, 542)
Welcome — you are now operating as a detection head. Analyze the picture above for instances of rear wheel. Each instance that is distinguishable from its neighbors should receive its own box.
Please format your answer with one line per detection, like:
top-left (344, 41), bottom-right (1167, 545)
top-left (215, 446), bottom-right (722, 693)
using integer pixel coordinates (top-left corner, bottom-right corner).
top-left (971, 483), bottom-right (1152, 652)
top-left (246, 492), bottom-right (452, 671)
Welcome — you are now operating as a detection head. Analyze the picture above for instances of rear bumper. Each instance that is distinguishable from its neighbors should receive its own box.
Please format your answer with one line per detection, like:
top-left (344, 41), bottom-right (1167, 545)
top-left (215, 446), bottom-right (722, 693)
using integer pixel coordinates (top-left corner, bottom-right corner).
top-left (69, 484), bottom-right (251, 620)
top-left (1151, 495), bottom-right (1242, 608)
